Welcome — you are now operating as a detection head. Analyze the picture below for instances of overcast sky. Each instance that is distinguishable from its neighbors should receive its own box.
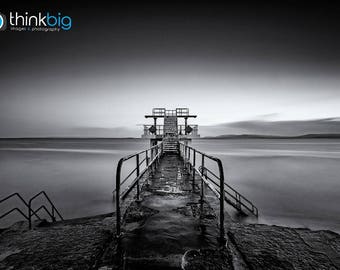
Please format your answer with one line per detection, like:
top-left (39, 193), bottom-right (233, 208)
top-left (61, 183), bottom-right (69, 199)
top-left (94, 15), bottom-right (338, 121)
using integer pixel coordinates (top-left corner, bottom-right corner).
top-left (1, 1), bottom-right (340, 137)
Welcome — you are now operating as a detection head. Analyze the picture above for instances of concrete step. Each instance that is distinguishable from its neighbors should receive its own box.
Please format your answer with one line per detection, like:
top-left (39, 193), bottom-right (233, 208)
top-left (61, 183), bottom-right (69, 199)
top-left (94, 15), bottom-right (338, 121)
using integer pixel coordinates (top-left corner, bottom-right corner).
top-left (124, 256), bottom-right (182, 270)
top-left (163, 132), bottom-right (178, 153)
top-left (164, 149), bottom-right (178, 153)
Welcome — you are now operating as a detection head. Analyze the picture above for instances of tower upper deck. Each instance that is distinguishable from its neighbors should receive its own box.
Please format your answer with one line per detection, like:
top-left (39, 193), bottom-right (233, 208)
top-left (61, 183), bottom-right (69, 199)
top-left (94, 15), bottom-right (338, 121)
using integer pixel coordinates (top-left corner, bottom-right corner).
top-left (142, 108), bottom-right (200, 139)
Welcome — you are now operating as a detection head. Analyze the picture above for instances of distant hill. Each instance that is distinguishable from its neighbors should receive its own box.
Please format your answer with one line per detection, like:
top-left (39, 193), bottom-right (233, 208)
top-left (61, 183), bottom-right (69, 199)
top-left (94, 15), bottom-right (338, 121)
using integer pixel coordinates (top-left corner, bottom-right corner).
top-left (199, 118), bottom-right (340, 137)
top-left (203, 134), bottom-right (340, 139)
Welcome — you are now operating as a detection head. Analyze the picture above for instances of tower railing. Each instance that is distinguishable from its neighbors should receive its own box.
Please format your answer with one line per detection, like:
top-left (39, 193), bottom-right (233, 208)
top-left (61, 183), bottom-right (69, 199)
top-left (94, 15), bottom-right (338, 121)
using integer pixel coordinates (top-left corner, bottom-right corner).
top-left (165, 110), bottom-right (176, 116)
top-left (176, 108), bottom-right (189, 116)
top-left (152, 108), bottom-right (166, 116)
top-left (142, 124), bottom-right (199, 137)
top-left (149, 108), bottom-right (191, 117)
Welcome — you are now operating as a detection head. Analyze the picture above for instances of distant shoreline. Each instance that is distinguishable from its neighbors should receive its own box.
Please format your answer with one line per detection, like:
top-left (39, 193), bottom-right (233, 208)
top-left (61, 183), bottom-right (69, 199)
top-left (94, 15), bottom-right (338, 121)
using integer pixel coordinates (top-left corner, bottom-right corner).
top-left (0, 137), bottom-right (141, 140)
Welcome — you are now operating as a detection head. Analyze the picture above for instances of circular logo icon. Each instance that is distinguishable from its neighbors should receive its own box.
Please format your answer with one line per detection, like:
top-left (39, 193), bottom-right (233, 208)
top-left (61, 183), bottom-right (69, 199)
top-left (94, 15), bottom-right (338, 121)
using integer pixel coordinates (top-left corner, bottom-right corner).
top-left (0, 13), bottom-right (7, 31)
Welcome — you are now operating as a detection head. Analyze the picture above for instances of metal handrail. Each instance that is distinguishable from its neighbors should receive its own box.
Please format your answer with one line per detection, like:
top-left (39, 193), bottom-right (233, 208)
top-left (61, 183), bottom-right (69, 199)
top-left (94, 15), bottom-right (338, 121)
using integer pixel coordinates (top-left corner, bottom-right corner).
top-left (203, 167), bottom-right (258, 216)
top-left (115, 142), bottom-right (163, 237)
top-left (0, 208), bottom-right (29, 220)
top-left (0, 192), bottom-right (27, 205)
top-left (0, 191), bottom-right (63, 229)
top-left (31, 205), bottom-right (55, 221)
top-left (0, 192), bottom-right (41, 221)
top-left (179, 142), bottom-right (258, 232)
top-left (178, 142), bottom-right (226, 242)
top-left (28, 191), bottom-right (64, 229)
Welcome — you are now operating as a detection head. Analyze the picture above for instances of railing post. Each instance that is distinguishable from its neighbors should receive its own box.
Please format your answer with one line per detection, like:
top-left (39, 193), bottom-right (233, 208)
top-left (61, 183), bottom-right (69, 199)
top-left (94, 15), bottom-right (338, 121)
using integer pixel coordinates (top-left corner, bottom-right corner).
top-left (154, 145), bottom-right (158, 170)
top-left (146, 150), bottom-right (149, 167)
top-left (154, 145), bottom-right (157, 169)
top-left (188, 148), bottom-right (191, 171)
top-left (217, 159), bottom-right (226, 245)
top-left (28, 203), bottom-right (32, 229)
top-left (200, 155), bottom-right (205, 202)
top-left (157, 144), bottom-right (160, 165)
top-left (146, 150), bottom-right (150, 185)
top-left (192, 149), bottom-right (196, 191)
top-left (116, 159), bottom-right (123, 237)
top-left (151, 144), bottom-right (154, 160)
top-left (150, 146), bottom-right (154, 174)
top-left (236, 192), bottom-right (241, 210)
top-left (52, 207), bottom-right (56, 222)
top-left (136, 154), bottom-right (140, 201)
top-left (150, 148), bottom-right (153, 174)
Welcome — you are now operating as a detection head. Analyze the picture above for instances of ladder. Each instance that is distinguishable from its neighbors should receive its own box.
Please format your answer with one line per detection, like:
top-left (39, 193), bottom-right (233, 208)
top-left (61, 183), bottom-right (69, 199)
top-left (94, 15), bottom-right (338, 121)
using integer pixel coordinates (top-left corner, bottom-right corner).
top-left (163, 116), bottom-right (178, 153)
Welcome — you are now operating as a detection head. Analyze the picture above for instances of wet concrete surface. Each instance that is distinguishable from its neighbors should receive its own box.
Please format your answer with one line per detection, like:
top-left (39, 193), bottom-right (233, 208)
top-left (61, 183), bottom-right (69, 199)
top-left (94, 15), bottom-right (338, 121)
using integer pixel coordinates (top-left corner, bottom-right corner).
top-left (227, 222), bottom-right (340, 270)
top-left (0, 214), bottom-right (116, 270)
top-left (121, 154), bottom-right (228, 269)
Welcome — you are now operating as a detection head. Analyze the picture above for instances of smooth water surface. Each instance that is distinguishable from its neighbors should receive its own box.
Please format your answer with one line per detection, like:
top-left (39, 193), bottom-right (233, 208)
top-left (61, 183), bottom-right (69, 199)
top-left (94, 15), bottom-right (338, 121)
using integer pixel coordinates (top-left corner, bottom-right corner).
top-left (0, 139), bottom-right (148, 228)
top-left (1, 138), bottom-right (340, 232)
top-left (192, 139), bottom-right (340, 232)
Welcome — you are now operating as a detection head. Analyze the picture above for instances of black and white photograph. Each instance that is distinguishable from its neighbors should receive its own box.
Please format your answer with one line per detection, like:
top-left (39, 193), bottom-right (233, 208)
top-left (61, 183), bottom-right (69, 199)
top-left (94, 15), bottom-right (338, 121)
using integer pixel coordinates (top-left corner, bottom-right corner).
top-left (0, 1), bottom-right (340, 269)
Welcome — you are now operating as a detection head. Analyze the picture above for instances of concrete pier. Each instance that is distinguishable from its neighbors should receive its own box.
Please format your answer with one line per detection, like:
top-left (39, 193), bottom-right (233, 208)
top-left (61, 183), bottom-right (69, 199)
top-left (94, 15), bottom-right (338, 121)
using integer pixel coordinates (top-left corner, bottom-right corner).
top-left (121, 154), bottom-right (222, 269)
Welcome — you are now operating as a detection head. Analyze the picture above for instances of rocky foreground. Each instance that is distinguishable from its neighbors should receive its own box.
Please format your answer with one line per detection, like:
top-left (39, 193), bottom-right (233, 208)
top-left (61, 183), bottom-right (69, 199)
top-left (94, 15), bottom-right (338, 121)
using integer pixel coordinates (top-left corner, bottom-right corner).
top-left (0, 214), bottom-right (339, 270)
top-left (228, 223), bottom-right (340, 270)
top-left (0, 214), bottom-right (116, 269)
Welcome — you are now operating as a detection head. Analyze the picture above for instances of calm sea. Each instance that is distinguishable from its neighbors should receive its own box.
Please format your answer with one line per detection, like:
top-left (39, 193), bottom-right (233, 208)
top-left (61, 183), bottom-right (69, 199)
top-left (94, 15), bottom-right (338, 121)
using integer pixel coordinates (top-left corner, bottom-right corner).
top-left (1, 138), bottom-right (339, 232)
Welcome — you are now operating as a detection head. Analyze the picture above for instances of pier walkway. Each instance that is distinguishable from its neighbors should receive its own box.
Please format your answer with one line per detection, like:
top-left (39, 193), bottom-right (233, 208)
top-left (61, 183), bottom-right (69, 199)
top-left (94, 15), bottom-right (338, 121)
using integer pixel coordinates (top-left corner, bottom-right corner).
top-left (120, 154), bottom-right (226, 269)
